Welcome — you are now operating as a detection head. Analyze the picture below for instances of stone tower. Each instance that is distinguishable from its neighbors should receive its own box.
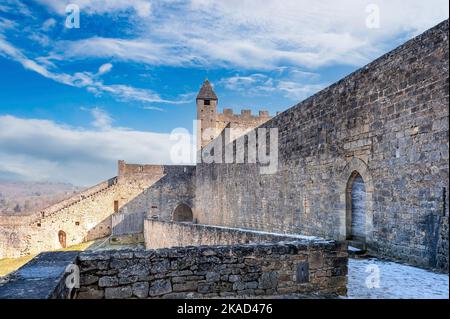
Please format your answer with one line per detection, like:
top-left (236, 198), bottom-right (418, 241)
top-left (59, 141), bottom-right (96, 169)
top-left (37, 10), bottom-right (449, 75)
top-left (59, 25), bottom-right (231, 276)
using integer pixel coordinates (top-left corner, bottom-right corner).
top-left (196, 79), bottom-right (218, 151)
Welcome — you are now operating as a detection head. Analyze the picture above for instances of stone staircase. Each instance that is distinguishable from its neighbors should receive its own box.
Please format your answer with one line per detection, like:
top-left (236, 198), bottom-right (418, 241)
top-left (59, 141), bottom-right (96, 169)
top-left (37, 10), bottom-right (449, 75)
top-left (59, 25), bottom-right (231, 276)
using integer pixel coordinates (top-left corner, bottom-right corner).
top-left (29, 176), bottom-right (119, 226)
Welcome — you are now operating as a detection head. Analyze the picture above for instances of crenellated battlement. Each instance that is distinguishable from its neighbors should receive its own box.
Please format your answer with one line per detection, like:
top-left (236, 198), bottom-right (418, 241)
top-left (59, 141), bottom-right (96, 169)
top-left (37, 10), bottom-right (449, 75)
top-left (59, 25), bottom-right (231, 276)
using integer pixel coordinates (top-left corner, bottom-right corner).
top-left (196, 80), bottom-right (274, 149)
top-left (214, 108), bottom-right (272, 139)
top-left (220, 108), bottom-right (271, 119)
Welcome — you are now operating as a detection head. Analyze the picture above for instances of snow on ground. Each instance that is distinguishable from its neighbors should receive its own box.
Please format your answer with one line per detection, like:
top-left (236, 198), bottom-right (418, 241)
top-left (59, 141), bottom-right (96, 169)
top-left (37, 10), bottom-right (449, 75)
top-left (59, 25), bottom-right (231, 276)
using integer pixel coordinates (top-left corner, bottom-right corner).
top-left (348, 257), bottom-right (449, 299)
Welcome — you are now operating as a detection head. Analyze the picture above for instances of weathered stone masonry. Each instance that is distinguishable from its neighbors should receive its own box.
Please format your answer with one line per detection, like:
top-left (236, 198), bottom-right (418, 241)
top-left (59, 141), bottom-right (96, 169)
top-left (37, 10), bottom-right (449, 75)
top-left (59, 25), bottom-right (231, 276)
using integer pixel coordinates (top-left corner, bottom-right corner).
top-left (0, 239), bottom-right (347, 299)
top-left (0, 162), bottom-right (196, 259)
top-left (144, 219), bottom-right (327, 250)
top-left (75, 240), bottom-right (347, 299)
top-left (196, 20), bottom-right (449, 271)
top-left (0, 251), bottom-right (79, 299)
top-left (0, 20), bottom-right (447, 278)
top-left (196, 79), bottom-right (273, 150)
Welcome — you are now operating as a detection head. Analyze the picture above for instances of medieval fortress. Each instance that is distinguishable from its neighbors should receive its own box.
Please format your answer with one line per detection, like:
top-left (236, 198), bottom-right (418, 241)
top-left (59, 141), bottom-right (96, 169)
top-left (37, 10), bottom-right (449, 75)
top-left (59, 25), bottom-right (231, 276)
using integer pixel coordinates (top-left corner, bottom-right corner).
top-left (0, 20), bottom-right (448, 299)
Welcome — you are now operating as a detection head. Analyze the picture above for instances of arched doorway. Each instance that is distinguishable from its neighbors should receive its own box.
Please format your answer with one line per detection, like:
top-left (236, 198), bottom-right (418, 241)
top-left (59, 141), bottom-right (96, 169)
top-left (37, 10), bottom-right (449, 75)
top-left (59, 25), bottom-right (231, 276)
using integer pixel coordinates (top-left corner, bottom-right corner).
top-left (58, 230), bottom-right (67, 248)
top-left (172, 203), bottom-right (193, 222)
top-left (346, 172), bottom-right (367, 242)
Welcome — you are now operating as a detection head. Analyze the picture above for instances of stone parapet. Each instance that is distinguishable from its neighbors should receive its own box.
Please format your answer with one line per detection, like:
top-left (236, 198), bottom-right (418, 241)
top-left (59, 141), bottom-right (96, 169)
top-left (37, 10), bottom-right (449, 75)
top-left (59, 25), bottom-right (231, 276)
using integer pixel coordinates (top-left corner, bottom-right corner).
top-left (76, 240), bottom-right (347, 299)
top-left (144, 219), bottom-right (326, 249)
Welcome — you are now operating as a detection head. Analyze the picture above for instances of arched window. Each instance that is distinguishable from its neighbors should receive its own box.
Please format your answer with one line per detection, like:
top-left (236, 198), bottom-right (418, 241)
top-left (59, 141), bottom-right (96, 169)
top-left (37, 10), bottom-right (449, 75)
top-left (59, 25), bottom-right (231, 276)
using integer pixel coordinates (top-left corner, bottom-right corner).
top-left (172, 203), bottom-right (193, 222)
top-left (58, 230), bottom-right (67, 248)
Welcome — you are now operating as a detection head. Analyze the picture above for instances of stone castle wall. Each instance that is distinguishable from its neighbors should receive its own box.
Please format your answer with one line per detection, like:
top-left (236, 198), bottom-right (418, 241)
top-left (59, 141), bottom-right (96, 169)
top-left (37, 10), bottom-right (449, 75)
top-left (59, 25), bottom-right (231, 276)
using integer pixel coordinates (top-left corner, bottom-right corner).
top-left (76, 240), bottom-right (347, 299)
top-left (144, 219), bottom-right (326, 250)
top-left (195, 20), bottom-right (449, 271)
top-left (197, 90), bottom-right (272, 149)
top-left (216, 109), bottom-right (272, 136)
top-left (0, 162), bottom-right (196, 259)
top-left (436, 215), bottom-right (449, 271)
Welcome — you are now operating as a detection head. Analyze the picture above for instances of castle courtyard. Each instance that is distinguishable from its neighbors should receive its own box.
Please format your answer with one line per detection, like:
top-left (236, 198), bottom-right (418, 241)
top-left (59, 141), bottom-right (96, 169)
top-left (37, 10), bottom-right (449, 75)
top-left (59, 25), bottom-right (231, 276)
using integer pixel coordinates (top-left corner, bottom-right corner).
top-left (0, 2), bottom-right (448, 301)
top-left (347, 258), bottom-right (449, 299)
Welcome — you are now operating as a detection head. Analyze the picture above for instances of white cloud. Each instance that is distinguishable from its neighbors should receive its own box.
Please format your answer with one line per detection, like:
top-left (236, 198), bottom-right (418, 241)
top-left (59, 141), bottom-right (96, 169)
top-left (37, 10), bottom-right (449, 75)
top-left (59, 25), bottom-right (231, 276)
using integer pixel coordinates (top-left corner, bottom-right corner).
top-left (0, 114), bottom-right (194, 185)
top-left (0, 0), bottom-right (33, 16)
top-left (53, 37), bottom-right (194, 67)
top-left (219, 72), bottom-right (327, 101)
top-left (275, 81), bottom-right (326, 101)
top-left (0, 17), bottom-right (17, 30)
top-left (45, 0), bottom-right (449, 70)
top-left (2, 0), bottom-right (447, 108)
top-left (42, 18), bottom-right (56, 31)
top-left (0, 37), bottom-right (188, 105)
top-left (142, 106), bottom-right (165, 112)
top-left (97, 62), bottom-right (113, 75)
top-left (34, 0), bottom-right (152, 17)
top-left (90, 107), bottom-right (113, 129)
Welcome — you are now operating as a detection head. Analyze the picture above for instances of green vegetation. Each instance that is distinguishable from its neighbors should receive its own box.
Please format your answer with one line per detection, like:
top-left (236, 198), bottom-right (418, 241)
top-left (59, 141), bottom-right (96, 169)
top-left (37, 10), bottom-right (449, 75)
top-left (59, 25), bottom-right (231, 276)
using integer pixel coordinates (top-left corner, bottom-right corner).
top-left (0, 255), bottom-right (34, 277)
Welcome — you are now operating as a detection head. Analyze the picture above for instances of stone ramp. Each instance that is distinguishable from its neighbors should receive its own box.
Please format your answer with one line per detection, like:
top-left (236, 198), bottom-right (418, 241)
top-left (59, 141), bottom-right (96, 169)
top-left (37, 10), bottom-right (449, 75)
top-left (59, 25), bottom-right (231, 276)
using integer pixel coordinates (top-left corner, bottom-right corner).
top-left (0, 251), bottom-right (79, 299)
top-left (30, 176), bottom-right (118, 226)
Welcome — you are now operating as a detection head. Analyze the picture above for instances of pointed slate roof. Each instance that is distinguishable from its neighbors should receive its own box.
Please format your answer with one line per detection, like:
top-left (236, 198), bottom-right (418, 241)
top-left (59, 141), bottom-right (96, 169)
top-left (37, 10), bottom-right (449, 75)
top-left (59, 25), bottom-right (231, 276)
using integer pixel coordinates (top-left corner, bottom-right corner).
top-left (196, 79), bottom-right (218, 100)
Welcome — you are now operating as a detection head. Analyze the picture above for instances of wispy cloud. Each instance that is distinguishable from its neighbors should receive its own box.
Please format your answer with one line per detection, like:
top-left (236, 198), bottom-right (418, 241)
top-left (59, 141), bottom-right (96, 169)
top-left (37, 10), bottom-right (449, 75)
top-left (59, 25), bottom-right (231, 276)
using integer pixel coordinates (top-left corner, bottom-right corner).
top-left (34, 0), bottom-right (153, 17)
top-left (37, 0), bottom-right (449, 70)
top-left (1, 0), bottom-right (447, 108)
top-left (219, 72), bottom-right (327, 101)
top-left (97, 63), bottom-right (113, 75)
top-left (52, 37), bottom-right (195, 67)
top-left (0, 0), bottom-right (32, 17)
top-left (141, 106), bottom-right (165, 112)
top-left (0, 37), bottom-right (189, 105)
top-left (42, 18), bottom-right (56, 31)
top-left (90, 107), bottom-right (113, 130)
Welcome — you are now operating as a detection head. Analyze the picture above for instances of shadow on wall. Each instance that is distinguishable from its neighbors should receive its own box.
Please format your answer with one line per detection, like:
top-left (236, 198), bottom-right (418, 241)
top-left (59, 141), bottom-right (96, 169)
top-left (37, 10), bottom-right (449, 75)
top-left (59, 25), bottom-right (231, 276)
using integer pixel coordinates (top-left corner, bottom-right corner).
top-left (85, 215), bottom-right (113, 243)
top-left (102, 166), bottom-right (196, 238)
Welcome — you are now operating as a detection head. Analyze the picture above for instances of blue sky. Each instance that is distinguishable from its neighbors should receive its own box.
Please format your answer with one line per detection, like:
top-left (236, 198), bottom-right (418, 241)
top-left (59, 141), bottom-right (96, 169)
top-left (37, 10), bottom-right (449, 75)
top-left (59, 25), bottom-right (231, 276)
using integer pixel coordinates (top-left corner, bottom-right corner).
top-left (0, 0), bottom-right (448, 185)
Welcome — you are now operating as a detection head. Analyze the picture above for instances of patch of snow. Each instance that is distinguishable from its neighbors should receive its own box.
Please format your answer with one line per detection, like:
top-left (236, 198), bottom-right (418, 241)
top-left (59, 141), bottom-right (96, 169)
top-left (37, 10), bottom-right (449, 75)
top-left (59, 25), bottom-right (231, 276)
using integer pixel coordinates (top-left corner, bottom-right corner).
top-left (193, 223), bottom-right (325, 241)
top-left (348, 258), bottom-right (449, 299)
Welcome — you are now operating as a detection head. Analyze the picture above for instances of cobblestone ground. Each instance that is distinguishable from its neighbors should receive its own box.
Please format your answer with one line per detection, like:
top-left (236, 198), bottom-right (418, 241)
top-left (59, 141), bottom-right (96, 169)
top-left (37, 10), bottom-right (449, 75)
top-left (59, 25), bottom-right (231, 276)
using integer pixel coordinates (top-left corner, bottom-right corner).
top-left (348, 257), bottom-right (449, 299)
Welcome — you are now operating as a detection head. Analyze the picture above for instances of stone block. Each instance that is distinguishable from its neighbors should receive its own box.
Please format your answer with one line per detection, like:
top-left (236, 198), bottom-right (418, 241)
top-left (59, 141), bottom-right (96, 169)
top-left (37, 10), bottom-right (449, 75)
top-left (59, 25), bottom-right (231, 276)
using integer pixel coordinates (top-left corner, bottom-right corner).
top-left (149, 279), bottom-right (172, 297)
top-left (98, 276), bottom-right (118, 288)
top-left (77, 287), bottom-right (104, 299)
top-left (258, 271), bottom-right (278, 289)
top-left (132, 282), bottom-right (149, 298)
top-left (105, 286), bottom-right (132, 299)
top-left (173, 281), bottom-right (198, 292)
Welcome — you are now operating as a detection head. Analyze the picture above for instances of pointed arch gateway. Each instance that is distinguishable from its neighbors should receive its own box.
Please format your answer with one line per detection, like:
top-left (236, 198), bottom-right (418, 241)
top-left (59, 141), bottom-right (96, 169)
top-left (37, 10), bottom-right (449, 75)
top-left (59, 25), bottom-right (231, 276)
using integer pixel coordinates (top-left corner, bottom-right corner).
top-left (172, 203), bottom-right (193, 222)
top-left (346, 171), bottom-right (367, 241)
top-left (339, 157), bottom-right (374, 243)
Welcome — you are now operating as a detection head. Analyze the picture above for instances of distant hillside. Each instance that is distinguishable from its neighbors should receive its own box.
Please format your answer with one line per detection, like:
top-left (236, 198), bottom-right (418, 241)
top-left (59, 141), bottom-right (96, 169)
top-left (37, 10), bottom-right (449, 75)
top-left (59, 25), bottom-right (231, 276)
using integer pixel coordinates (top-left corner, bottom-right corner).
top-left (0, 180), bottom-right (85, 216)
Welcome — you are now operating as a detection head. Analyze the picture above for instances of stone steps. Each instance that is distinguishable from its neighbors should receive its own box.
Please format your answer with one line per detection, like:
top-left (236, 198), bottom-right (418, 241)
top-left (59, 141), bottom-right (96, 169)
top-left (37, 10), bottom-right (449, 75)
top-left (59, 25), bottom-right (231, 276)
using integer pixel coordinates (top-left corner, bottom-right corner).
top-left (30, 177), bottom-right (118, 226)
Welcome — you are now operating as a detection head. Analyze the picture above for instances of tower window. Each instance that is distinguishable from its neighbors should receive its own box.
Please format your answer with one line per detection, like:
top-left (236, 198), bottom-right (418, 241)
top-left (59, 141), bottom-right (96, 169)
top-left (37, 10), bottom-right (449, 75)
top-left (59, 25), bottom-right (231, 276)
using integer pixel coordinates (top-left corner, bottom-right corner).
top-left (204, 99), bottom-right (211, 105)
